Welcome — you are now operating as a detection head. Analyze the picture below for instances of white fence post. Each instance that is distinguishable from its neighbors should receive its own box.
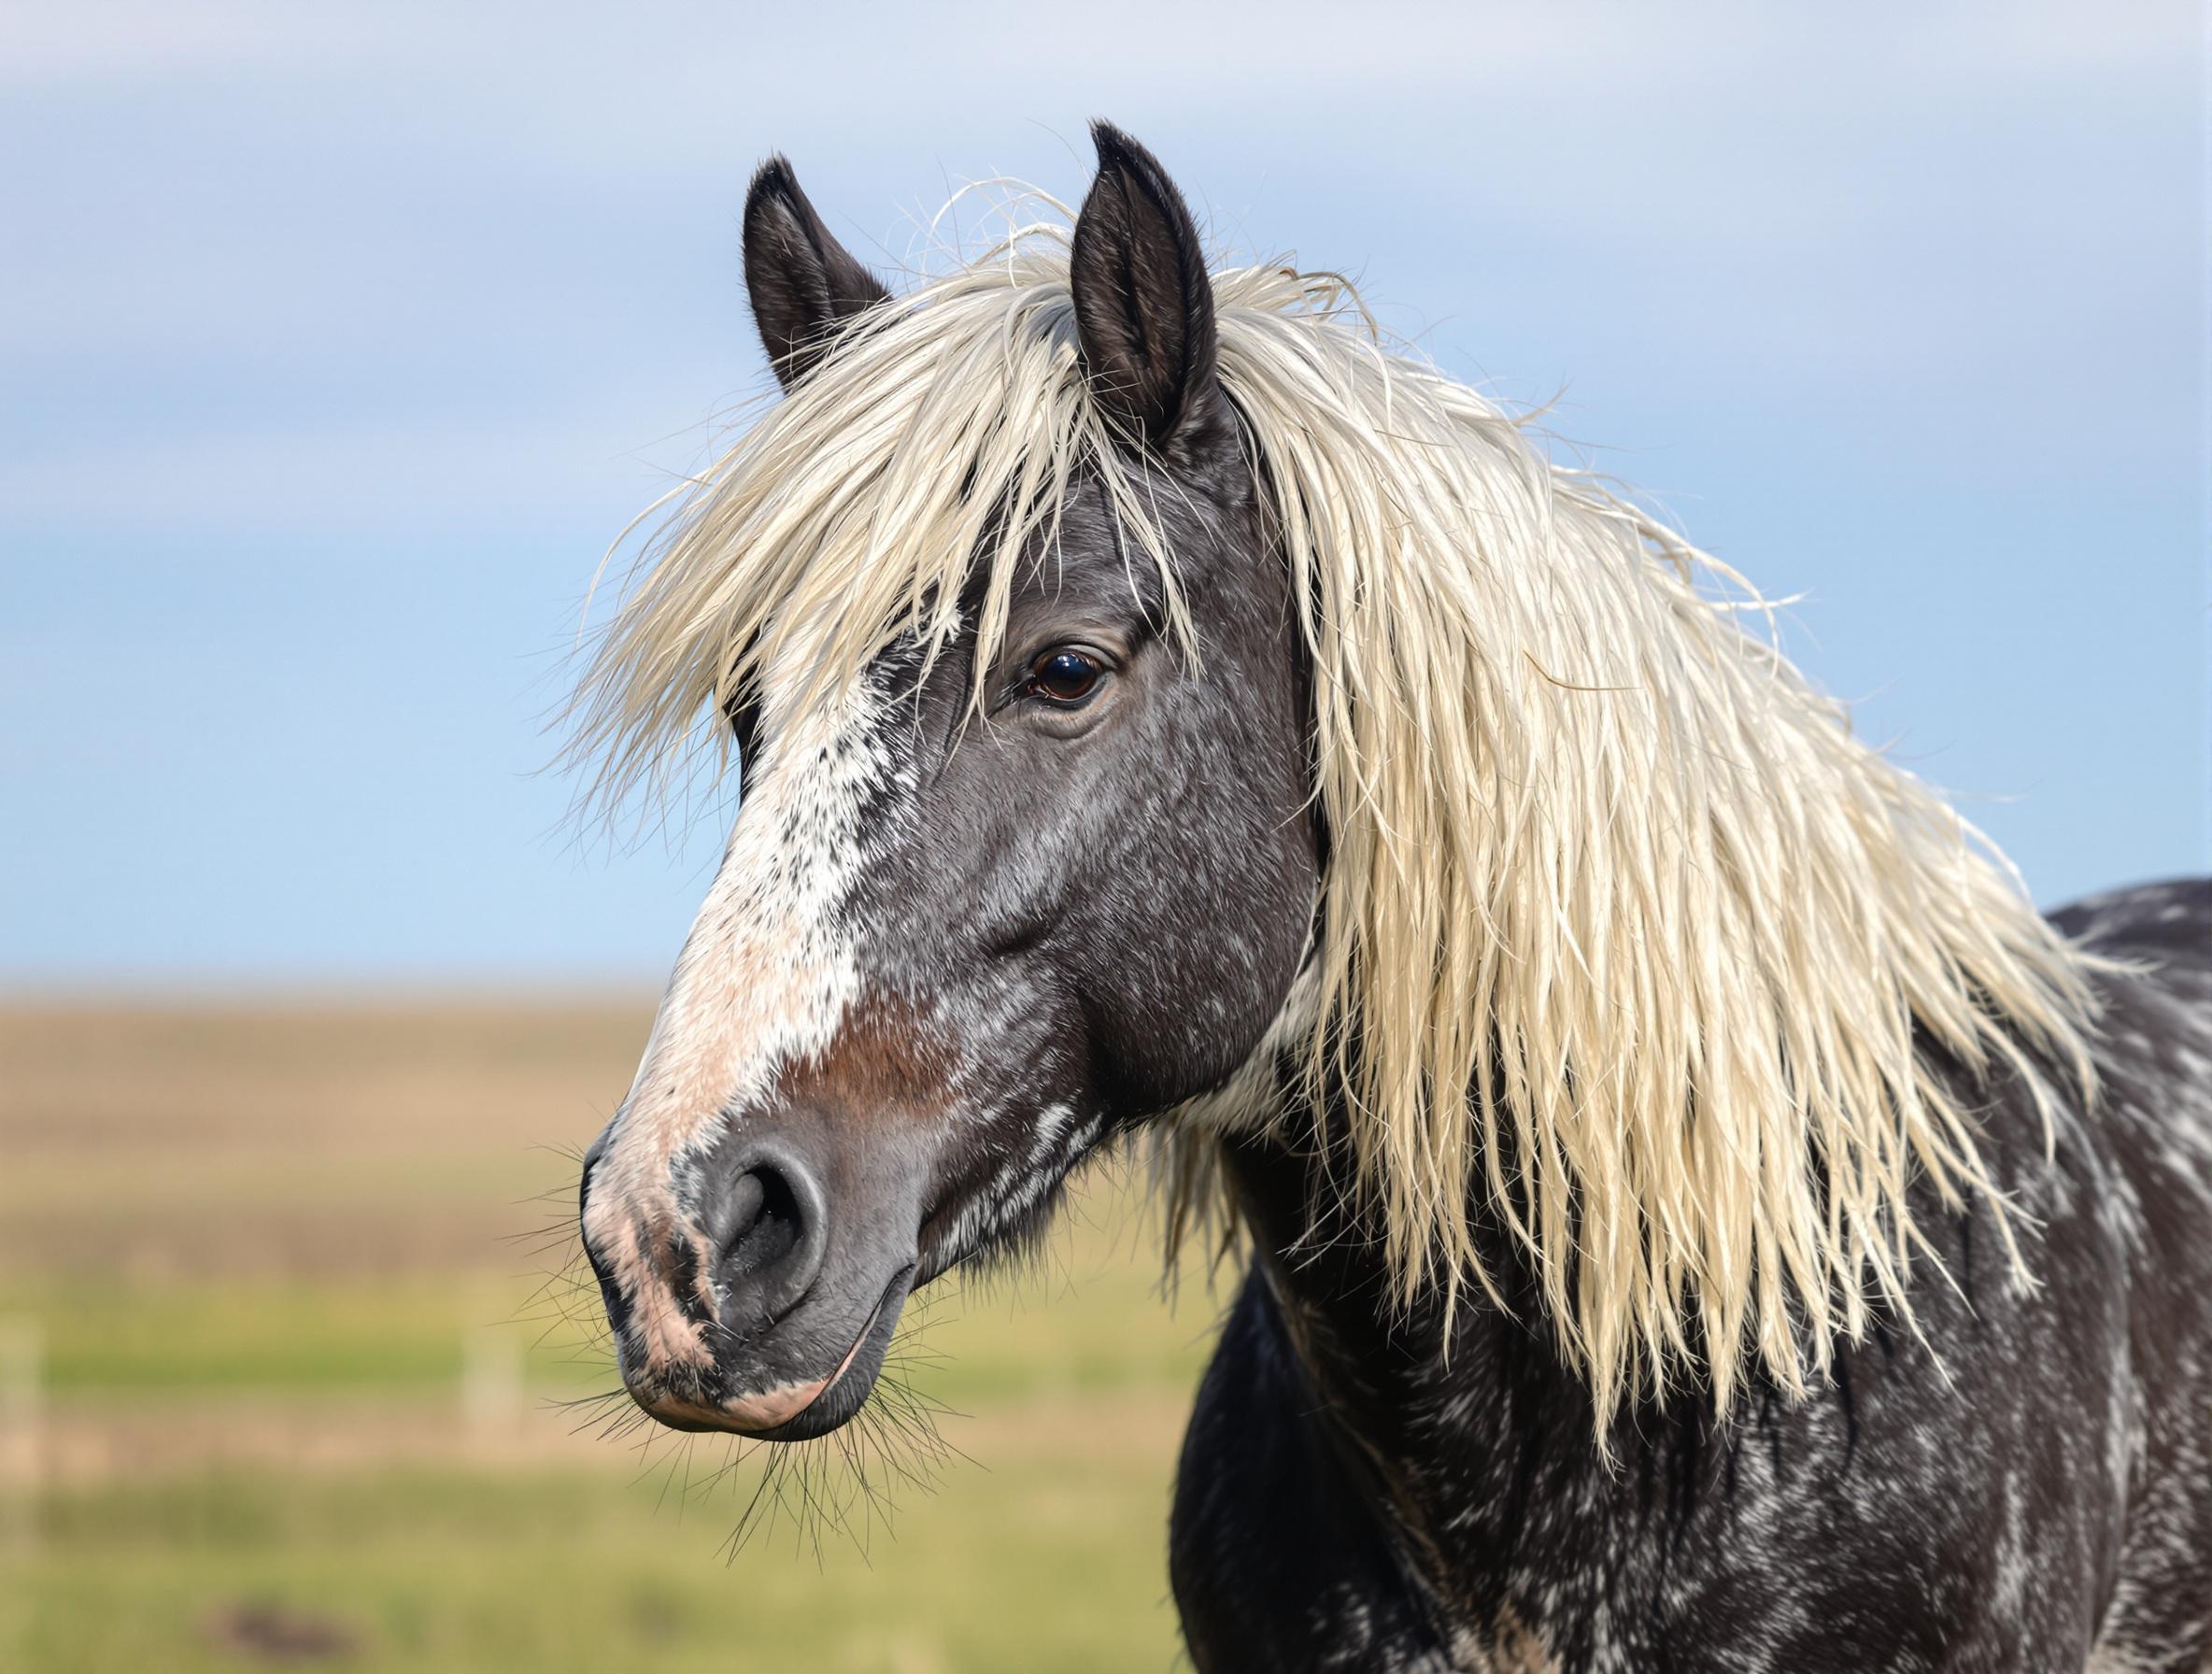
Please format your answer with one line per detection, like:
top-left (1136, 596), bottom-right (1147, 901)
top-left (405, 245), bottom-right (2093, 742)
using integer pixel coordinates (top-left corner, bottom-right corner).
top-left (0, 1316), bottom-right (41, 1551)
top-left (461, 1283), bottom-right (524, 1444)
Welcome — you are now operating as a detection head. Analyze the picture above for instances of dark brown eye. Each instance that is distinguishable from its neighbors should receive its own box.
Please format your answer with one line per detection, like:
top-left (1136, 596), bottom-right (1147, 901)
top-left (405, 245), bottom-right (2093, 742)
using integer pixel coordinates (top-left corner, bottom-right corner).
top-left (1026, 648), bottom-right (1103, 704)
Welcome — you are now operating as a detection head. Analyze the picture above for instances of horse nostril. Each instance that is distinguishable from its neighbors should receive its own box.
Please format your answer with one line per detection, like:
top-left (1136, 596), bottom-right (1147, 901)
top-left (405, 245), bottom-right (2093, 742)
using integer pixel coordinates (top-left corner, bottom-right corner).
top-left (578, 1131), bottom-right (608, 1215)
top-left (575, 1138), bottom-right (630, 1340)
top-left (716, 1166), bottom-right (796, 1277)
top-left (719, 1170), bottom-right (766, 1244)
top-left (708, 1151), bottom-right (828, 1326)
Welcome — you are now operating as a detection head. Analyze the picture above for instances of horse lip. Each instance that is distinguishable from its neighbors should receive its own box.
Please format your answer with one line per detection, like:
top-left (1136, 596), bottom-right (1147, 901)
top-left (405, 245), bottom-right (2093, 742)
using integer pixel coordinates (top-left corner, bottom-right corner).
top-left (721, 1262), bottom-right (915, 1440)
top-left (715, 1372), bottom-right (834, 1432)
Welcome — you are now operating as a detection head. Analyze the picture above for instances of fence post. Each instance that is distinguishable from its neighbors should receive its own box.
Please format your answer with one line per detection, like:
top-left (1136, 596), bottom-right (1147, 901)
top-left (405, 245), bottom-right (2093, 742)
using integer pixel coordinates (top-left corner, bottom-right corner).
top-left (0, 1317), bottom-right (41, 1551)
top-left (461, 1283), bottom-right (524, 1446)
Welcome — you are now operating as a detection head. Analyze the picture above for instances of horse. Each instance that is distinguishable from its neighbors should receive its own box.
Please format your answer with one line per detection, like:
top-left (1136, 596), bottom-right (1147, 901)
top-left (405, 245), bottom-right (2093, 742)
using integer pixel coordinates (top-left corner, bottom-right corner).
top-left (568, 123), bottom-right (2212, 1670)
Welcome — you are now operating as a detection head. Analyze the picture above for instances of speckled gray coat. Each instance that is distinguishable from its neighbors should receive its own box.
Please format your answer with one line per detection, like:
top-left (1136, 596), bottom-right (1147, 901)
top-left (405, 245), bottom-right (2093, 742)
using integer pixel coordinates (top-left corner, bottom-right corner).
top-left (1173, 879), bottom-right (2212, 1672)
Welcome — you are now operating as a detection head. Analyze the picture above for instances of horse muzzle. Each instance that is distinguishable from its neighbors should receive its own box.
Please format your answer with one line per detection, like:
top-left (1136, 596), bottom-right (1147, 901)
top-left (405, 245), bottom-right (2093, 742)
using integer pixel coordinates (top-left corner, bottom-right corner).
top-left (578, 1115), bottom-right (924, 1440)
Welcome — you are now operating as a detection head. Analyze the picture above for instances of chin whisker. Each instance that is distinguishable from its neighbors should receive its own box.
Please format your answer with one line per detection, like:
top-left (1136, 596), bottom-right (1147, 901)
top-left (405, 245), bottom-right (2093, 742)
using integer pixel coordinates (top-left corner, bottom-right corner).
top-left (682, 1297), bottom-right (958, 1565)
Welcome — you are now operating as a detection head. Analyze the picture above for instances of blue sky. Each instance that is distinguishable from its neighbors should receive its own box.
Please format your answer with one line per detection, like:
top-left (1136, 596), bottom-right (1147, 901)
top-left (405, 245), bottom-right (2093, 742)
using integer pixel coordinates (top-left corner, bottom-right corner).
top-left (3, 1), bottom-right (2205, 987)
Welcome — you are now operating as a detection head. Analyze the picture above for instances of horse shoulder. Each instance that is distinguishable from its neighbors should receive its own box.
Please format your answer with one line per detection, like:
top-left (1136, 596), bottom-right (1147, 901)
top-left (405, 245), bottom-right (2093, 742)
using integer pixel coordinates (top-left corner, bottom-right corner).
top-left (2060, 879), bottom-right (2212, 1669)
top-left (1170, 1269), bottom-right (1463, 1673)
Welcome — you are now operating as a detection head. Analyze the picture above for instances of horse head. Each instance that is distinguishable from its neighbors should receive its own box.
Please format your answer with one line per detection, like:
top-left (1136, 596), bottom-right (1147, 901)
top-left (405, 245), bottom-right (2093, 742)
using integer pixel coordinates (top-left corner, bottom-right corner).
top-left (576, 125), bottom-right (1317, 1440)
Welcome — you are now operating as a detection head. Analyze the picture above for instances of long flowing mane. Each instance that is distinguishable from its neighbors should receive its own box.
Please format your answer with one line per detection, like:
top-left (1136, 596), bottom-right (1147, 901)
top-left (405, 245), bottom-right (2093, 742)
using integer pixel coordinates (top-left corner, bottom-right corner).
top-left (569, 199), bottom-right (2099, 1428)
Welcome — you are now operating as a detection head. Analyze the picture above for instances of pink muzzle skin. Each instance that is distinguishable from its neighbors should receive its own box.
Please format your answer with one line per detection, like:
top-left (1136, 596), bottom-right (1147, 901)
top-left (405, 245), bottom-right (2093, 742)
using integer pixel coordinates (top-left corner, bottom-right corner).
top-left (631, 1283), bottom-right (885, 1436)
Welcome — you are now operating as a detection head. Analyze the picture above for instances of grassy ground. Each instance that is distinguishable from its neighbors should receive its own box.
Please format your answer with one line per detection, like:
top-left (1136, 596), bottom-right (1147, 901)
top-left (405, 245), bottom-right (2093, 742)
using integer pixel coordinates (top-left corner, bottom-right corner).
top-left (0, 1002), bottom-right (1221, 1670)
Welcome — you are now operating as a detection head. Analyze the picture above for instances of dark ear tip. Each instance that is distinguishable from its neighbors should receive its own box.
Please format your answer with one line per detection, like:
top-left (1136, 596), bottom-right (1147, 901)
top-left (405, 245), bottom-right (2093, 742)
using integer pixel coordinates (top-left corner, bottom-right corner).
top-left (1088, 121), bottom-right (1154, 180)
top-left (745, 154), bottom-right (801, 218)
top-left (1088, 120), bottom-right (1133, 163)
top-left (1085, 123), bottom-right (1196, 239)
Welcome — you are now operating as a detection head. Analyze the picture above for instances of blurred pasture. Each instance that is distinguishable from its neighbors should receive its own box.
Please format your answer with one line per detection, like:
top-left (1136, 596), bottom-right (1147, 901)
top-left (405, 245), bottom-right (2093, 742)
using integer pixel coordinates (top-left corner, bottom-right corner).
top-left (0, 1002), bottom-right (1210, 1671)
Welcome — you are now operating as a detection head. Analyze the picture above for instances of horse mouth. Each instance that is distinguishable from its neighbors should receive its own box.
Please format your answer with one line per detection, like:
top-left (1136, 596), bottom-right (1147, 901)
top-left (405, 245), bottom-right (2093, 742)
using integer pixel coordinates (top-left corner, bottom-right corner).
top-left (635, 1263), bottom-right (915, 1442)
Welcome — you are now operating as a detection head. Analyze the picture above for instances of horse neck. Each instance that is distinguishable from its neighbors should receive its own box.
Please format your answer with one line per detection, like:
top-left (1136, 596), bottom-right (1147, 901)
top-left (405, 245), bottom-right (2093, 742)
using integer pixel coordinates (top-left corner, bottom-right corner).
top-left (1217, 1121), bottom-right (1610, 1577)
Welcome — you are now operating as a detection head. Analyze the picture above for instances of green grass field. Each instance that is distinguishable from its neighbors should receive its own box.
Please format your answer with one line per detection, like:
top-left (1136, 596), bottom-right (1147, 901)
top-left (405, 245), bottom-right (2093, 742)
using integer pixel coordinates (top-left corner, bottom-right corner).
top-left (0, 1003), bottom-right (1221, 1670)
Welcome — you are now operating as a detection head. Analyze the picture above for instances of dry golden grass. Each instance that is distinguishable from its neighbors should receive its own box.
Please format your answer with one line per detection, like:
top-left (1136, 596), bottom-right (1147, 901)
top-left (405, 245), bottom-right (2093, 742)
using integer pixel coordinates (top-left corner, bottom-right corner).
top-left (0, 999), bottom-right (649, 1276)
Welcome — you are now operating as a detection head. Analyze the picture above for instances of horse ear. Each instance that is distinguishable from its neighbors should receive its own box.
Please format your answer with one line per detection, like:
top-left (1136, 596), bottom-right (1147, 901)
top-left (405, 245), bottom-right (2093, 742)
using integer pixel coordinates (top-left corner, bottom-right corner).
top-left (1071, 122), bottom-right (1221, 452)
top-left (743, 157), bottom-right (891, 390)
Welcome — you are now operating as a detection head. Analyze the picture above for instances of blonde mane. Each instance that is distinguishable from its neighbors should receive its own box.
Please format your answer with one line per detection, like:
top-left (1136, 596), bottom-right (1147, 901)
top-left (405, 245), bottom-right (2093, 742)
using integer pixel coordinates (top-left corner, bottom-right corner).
top-left (569, 205), bottom-right (2099, 1429)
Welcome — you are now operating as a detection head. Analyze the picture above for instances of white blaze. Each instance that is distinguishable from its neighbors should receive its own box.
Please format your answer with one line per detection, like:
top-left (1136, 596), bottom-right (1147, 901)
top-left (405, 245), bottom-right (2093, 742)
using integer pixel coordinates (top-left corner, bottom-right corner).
top-left (582, 664), bottom-right (900, 1369)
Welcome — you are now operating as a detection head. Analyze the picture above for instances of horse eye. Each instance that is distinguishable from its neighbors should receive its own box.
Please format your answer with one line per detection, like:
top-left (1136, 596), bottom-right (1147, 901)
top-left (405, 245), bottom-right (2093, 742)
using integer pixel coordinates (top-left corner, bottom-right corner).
top-left (1027, 649), bottom-right (1102, 704)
